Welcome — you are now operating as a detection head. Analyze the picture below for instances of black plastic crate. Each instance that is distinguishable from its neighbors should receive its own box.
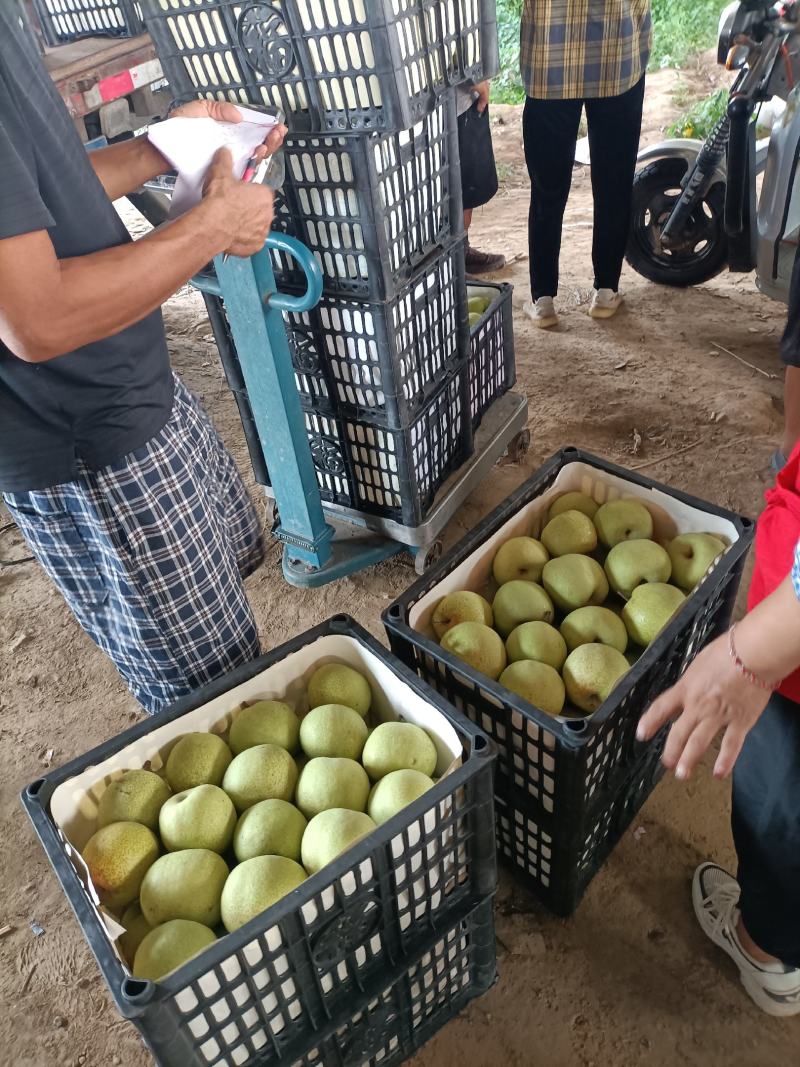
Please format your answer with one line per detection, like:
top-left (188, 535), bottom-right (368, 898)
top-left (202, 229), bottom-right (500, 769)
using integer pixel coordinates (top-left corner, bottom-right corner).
top-left (23, 616), bottom-right (496, 1067)
top-left (271, 95), bottom-right (463, 300)
top-left (467, 280), bottom-right (515, 431)
top-left (33, 0), bottom-right (143, 46)
top-left (140, 0), bottom-right (499, 133)
top-left (383, 447), bottom-right (754, 915)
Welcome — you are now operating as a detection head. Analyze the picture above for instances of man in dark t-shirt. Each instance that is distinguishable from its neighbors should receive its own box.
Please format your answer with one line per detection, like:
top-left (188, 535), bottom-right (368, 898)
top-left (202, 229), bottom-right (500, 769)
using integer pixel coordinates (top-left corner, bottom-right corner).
top-left (0, 5), bottom-right (285, 712)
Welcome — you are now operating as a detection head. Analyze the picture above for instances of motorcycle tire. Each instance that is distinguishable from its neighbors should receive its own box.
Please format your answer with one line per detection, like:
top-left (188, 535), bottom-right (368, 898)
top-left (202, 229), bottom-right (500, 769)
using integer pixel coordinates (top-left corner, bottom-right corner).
top-left (625, 157), bottom-right (728, 287)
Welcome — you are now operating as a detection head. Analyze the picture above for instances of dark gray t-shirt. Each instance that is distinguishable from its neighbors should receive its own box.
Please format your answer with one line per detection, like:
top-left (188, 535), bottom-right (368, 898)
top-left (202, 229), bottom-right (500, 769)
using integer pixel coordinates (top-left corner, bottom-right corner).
top-left (0, 4), bottom-right (173, 493)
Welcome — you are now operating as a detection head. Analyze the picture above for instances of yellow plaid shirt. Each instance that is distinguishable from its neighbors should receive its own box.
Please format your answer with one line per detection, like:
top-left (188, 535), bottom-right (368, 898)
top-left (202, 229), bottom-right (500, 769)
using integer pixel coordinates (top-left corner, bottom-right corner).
top-left (520, 0), bottom-right (652, 100)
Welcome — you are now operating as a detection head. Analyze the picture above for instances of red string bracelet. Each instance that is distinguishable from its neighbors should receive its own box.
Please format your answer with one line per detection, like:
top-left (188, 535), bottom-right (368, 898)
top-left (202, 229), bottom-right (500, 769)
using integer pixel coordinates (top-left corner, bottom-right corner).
top-left (728, 624), bottom-right (779, 692)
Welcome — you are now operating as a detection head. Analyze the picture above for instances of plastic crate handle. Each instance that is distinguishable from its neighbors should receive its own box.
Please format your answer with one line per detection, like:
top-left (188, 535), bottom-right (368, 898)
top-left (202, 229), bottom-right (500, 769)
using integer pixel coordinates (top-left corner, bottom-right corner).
top-left (263, 233), bottom-right (322, 313)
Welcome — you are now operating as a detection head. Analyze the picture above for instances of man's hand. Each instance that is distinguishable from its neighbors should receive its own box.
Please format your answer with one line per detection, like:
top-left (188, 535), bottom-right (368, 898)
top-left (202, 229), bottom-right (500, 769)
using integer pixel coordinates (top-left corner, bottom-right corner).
top-left (636, 633), bottom-right (771, 780)
top-left (201, 147), bottom-right (276, 258)
top-left (474, 81), bottom-right (491, 114)
top-left (167, 100), bottom-right (287, 166)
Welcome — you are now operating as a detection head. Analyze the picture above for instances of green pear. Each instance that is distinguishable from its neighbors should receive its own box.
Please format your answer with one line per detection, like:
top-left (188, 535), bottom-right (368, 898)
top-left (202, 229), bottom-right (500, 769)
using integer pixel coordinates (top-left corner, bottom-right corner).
top-left (233, 799), bottom-right (307, 863)
top-left (540, 510), bottom-right (598, 557)
top-left (361, 722), bottom-right (437, 780)
top-left (220, 856), bottom-right (307, 933)
top-left (440, 621), bottom-right (507, 680)
top-left (492, 537), bottom-right (549, 585)
top-left (505, 621), bottom-right (567, 669)
top-left (307, 662), bottom-right (371, 717)
top-left (222, 744), bottom-right (299, 813)
top-left (594, 499), bottom-right (653, 547)
top-left (229, 700), bottom-right (300, 755)
top-left (622, 583), bottom-right (686, 647)
top-left (165, 733), bottom-right (232, 793)
top-left (547, 491), bottom-right (599, 522)
top-left (542, 554), bottom-right (609, 613)
top-left (468, 295), bottom-right (491, 314)
top-left (560, 606), bottom-right (628, 653)
top-left (499, 660), bottom-right (565, 717)
top-left (295, 757), bottom-right (370, 818)
top-left (299, 703), bottom-right (368, 760)
top-left (367, 769), bottom-right (435, 826)
top-left (432, 590), bottom-right (493, 639)
top-left (119, 902), bottom-right (153, 967)
top-left (133, 919), bottom-right (216, 981)
top-left (562, 644), bottom-right (629, 714)
top-left (97, 770), bottom-right (171, 831)
top-left (140, 849), bottom-right (229, 928)
top-left (667, 532), bottom-right (726, 591)
top-left (82, 822), bottom-right (159, 912)
top-left (492, 580), bottom-right (555, 637)
top-left (158, 784), bottom-right (236, 854)
top-left (468, 312), bottom-right (481, 328)
top-left (301, 809), bottom-right (376, 875)
top-left (604, 539), bottom-right (672, 598)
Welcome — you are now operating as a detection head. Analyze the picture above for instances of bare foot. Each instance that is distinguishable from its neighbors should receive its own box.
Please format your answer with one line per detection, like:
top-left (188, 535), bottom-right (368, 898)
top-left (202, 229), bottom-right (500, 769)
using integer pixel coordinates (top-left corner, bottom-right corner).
top-left (736, 915), bottom-right (781, 965)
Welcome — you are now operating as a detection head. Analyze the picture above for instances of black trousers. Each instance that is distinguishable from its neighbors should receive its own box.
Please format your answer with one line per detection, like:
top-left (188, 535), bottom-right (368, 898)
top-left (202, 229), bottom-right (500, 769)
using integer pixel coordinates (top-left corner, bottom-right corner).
top-left (732, 690), bottom-right (800, 967)
top-left (522, 77), bottom-right (645, 299)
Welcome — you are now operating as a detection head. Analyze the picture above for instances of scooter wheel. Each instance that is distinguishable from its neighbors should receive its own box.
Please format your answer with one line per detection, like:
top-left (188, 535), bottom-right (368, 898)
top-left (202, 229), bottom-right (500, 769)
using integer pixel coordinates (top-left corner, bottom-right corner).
top-left (626, 158), bottom-right (728, 287)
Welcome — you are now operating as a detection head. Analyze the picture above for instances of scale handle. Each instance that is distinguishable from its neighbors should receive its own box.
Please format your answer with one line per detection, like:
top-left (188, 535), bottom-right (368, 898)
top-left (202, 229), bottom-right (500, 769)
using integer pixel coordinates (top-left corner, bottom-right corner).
top-left (262, 233), bottom-right (323, 312)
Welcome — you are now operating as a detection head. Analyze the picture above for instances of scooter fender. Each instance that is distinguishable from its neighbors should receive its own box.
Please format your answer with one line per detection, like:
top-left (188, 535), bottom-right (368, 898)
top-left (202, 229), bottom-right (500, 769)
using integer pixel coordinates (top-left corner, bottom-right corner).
top-left (636, 138), bottom-right (727, 186)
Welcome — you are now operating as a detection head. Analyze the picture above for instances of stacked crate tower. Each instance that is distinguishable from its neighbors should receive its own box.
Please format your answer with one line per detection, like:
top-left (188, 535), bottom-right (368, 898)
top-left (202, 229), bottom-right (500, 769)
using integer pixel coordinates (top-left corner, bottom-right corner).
top-left (141, 0), bottom-right (512, 532)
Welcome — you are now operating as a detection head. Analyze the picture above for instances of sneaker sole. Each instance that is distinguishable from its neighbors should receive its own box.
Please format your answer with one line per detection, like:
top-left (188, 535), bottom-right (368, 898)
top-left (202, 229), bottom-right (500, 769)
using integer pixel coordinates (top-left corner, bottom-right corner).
top-left (590, 305), bottom-right (621, 319)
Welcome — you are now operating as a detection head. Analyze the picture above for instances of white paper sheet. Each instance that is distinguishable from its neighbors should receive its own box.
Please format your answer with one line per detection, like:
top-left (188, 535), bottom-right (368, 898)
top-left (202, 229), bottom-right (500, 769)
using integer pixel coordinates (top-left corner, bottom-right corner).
top-left (147, 105), bottom-right (278, 219)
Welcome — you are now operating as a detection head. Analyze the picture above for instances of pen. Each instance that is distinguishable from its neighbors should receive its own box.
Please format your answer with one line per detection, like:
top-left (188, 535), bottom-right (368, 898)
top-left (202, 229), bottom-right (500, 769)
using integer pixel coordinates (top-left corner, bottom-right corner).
top-left (222, 154), bottom-right (264, 263)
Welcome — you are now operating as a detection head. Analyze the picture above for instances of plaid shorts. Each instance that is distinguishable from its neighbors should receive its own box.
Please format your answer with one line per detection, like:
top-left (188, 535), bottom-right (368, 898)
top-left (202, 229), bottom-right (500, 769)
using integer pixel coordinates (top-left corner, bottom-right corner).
top-left (4, 375), bottom-right (264, 714)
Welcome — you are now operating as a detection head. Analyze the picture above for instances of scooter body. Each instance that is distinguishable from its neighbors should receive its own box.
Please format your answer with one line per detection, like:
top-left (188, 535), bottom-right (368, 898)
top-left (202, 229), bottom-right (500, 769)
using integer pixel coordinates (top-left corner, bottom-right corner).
top-left (755, 84), bottom-right (800, 300)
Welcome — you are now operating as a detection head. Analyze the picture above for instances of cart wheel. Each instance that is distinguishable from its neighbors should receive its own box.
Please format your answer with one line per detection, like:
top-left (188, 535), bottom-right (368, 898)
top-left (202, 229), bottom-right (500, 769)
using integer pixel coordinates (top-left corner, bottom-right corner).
top-left (507, 430), bottom-right (531, 464)
top-left (415, 541), bottom-right (442, 576)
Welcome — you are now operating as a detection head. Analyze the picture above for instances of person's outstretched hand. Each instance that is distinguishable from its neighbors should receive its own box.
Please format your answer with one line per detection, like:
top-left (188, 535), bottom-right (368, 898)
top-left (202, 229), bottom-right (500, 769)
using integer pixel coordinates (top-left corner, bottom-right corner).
top-left (636, 632), bottom-right (771, 780)
top-left (170, 99), bottom-right (287, 163)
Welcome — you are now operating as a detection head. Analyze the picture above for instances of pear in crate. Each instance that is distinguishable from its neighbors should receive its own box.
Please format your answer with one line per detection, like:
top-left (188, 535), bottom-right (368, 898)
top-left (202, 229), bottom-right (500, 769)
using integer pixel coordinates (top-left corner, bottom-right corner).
top-left (560, 606), bottom-right (628, 654)
top-left (548, 491), bottom-right (599, 522)
top-left (432, 590), bottom-right (493, 639)
top-left (97, 769), bottom-right (170, 831)
top-left (296, 757), bottom-right (370, 817)
top-left (368, 769), bottom-right (435, 826)
top-left (492, 580), bottom-right (555, 637)
top-left (361, 721), bottom-right (437, 780)
top-left (165, 733), bottom-right (232, 793)
top-left (541, 510), bottom-right (598, 557)
top-left (133, 919), bottom-right (216, 981)
top-left (233, 799), bottom-right (308, 863)
top-left (499, 660), bottom-right (566, 717)
top-left (299, 703), bottom-right (368, 760)
top-left (667, 533), bottom-right (726, 590)
top-left (221, 856), bottom-right (307, 932)
top-left (622, 583), bottom-right (686, 646)
top-left (505, 621), bottom-right (567, 670)
top-left (440, 621), bottom-right (507, 680)
top-left (229, 700), bottom-right (300, 755)
top-left (594, 499), bottom-right (653, 547)
top-left (542, 554), bottom-right (608, 613)
top-left (492, 537), bottom-right (549, 585)
top-left (158, 784), bottom-right (236, 854)
top-left (82, 822), bottom-right (159, 911)
top-left (605, 540), bottom-right (672, 598)
top-left (118, 902), bottom-right (153, 967)
top-left (140, 849), bottom-right (229, 928)
top-left (301, 808), bottom-right (377, 875)
top-left (307, 662), bottom-right (372, 717)
top-left (222, 744), bottom-right (299, 812)
top-left (562, 645), bottom-right (629, 713)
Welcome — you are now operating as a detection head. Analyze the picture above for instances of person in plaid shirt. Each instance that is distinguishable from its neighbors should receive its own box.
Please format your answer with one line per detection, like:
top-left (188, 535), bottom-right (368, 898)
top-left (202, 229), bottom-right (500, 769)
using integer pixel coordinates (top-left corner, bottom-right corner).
top-left (0, 4), bottom-right (285, 713)
top-left (520, 0), bottom-right (652, 328)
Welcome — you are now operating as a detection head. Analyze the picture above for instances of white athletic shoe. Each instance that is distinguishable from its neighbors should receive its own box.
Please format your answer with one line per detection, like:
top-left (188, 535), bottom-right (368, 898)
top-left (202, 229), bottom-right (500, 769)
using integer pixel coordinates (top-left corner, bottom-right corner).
top-left (523, 296), bottom-right (558, 329)
top-left (692, 862), bottom-right (800, 1017)
top-left (589, 288), bottom-right (623, 319)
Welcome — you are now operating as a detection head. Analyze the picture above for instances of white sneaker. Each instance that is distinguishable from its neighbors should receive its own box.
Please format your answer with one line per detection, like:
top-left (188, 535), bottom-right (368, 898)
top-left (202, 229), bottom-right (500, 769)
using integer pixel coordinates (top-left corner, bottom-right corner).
top-left (523, 296), bottom-right (558, 329)
top-left (589, 288), bottom-right (623, 319)
top-left (692, 862), bottom-right (800, 1017)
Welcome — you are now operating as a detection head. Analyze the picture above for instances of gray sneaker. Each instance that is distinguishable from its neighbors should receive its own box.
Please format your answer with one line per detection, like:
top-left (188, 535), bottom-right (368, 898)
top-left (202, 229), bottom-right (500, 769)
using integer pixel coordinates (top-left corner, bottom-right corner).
top-left (693, 862), bottom-right (800, 1017)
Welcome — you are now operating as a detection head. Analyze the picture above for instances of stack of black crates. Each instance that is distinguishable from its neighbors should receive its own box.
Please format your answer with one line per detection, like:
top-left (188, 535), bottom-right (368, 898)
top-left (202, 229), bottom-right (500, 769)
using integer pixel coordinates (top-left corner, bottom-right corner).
top-left (140, 0), bottom-right (512, 531)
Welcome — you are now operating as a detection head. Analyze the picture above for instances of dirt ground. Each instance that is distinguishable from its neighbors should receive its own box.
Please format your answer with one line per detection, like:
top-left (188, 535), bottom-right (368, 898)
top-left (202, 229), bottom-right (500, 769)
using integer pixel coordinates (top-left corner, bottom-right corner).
top-left (1, 61), bottom-right (797, 1066)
